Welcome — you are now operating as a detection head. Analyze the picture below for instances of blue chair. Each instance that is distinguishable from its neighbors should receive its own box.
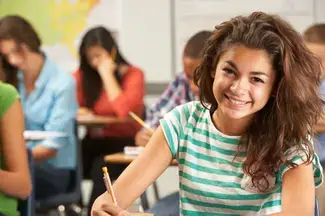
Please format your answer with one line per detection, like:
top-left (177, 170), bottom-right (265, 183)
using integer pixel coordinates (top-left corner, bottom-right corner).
top-left (18, 149), bottom-right (35, 216)
top-left (35, 122), bottom-right (83, 214)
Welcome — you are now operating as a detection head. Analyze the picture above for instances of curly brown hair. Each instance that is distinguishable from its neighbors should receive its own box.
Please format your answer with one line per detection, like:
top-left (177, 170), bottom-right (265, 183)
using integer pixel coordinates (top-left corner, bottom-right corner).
top-left (194, 12), bottom-right (323, 192)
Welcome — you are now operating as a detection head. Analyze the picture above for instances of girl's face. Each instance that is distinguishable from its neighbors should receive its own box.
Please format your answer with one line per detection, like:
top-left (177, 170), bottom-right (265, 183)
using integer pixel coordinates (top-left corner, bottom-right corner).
top-left (212, 45), bottom-right (276, 123)
top-left (0, 39), bottom-right (26, 69)
top-left (86, 45), bottom-right (110, 69)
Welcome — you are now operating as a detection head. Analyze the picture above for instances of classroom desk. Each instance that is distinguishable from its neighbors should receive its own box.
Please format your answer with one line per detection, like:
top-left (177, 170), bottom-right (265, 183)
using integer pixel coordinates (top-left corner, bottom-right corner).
top-left (104, 152), bottom-right (178, 166)
top-left (77, 115), bottom-right (131, 126)
top-left (104, 152), bottom-right (177, 210)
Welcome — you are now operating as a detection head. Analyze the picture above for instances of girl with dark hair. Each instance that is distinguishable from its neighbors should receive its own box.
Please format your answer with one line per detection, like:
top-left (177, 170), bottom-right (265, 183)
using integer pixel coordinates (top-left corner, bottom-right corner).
top-left (0, 15), bottom-right (78, 202)
top-left (74, 26), bottom-right (145, 209)
top-left (92, 12), bottom-right (323, 215)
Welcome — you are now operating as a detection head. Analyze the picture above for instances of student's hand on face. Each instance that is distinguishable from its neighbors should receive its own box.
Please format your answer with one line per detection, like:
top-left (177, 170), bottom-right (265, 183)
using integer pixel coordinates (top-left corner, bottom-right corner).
top-left (135, 130), bottom-right (154, 147)
top-left (92, 204), bottom-right (131, 216)
top-left (77, 107), bottom-right (94, 116)
top-left (97, 57), bottom-right (116, 79)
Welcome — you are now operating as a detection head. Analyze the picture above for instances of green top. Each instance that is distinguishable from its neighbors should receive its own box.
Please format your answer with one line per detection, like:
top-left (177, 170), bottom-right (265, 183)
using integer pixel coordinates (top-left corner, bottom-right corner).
top-left (0, 81), bottom-right (20, 216)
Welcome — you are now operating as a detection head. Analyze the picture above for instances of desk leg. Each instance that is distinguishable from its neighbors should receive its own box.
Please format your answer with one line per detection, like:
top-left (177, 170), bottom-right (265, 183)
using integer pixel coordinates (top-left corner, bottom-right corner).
top-left (140, 191), bottom-right (150, 210)
top-left (153, 182), bottom-right (160, 202)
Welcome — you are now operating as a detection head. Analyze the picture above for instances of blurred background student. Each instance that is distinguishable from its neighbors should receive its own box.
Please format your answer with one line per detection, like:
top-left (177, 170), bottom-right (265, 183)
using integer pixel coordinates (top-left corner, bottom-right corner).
top-left (0, 15), bottom-right (78, 202)
top-left (136, 30), bottom-right (212, 216)
top-left (74, 26), bottom-right (145, 210)
top-left (303, 23), bottom-right (325, 216)
top-left (0, 80), bottom-right (31, 216)
top-left (135, 30), bottom-right (212, 147)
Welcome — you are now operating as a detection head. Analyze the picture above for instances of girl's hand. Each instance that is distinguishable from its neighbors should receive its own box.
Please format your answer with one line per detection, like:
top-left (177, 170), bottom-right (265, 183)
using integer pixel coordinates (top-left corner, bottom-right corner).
top-left (92, 204), bottom-right (131, 216)
top-left (135, 130), bottom-right (155, 147)
top-left (97, 57), bottom-right (116, 79)
top-left (77, 107), bottom-right (94, 116)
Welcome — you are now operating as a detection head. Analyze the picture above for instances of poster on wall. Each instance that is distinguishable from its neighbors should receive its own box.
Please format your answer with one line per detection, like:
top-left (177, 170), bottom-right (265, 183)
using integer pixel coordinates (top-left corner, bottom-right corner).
top-left (0, 0), bottom-right (122, 73)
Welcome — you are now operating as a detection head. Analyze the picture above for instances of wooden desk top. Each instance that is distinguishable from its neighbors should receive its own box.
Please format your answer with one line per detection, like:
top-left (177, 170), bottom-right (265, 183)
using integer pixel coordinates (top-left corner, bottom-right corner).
top-left (77, 115), bottom-right (130, 126)
top-left (104, 152), bottom-right (178, 166)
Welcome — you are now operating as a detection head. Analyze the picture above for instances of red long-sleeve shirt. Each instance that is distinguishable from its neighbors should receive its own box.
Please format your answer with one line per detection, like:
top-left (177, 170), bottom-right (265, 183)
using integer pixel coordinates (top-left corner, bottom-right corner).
top-left (74, 66), bottom-right (145, 138)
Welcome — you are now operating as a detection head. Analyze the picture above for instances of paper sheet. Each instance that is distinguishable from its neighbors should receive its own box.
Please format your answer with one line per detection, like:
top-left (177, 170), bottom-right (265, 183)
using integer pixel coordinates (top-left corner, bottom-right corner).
top-left (24, 131), bottom-right (68, 141)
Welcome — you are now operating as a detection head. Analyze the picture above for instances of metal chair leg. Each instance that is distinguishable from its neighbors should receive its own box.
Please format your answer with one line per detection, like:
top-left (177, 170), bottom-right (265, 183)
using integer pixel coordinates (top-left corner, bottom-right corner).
top-left (140, 191), bottom-right (150, 210)
top-left (152, 182), bottom-right (160, 202)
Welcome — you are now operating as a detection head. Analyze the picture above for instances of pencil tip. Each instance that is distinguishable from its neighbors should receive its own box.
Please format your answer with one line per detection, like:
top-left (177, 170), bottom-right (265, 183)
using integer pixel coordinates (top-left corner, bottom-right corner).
top-left (102, 167), bottom-right (108, 173)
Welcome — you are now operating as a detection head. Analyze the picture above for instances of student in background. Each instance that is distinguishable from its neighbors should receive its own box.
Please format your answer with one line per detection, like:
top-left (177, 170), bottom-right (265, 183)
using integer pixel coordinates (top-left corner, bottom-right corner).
top-left (92, 12), bottom-right (323, 215)
top-left (303, 23), bottom-right (325, 216)
top-left (0, 81), bottom-right (31, 216)
top-left (74, 26), bottom-right (145, 210)
top-left (135, 31), bottom-right (212, 147)
top-left (0, 15), bottom-right (78, 201)
top-left (135, 30), bottom-right (211, 216)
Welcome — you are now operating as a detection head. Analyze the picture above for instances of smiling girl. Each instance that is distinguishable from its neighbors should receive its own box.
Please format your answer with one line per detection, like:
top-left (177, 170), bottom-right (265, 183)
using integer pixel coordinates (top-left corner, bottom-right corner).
top-left (91, 12), bottom-right (323, 216)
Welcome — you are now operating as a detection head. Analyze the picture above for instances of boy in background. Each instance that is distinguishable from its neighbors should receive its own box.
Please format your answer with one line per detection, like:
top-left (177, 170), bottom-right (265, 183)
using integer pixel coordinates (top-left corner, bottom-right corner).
top-left (136, 30), bottom-right (212, 146)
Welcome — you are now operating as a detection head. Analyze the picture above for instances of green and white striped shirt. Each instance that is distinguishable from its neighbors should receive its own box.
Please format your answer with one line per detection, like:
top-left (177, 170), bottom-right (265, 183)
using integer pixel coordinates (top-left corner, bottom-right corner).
top-left (160, 101), bottom-right (323, 215)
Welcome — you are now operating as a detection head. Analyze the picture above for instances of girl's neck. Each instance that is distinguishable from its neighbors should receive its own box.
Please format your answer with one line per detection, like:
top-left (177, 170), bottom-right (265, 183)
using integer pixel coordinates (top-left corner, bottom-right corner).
top-left (211, 109), bottom-right (254, 136)
top-left (22, 52), bottom-right (44, 86)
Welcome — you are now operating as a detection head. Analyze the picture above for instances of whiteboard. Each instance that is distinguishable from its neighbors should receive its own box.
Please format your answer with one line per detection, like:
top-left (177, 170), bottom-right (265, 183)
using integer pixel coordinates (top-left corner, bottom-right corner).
top-left (172, 0), bottom-right (316, 74)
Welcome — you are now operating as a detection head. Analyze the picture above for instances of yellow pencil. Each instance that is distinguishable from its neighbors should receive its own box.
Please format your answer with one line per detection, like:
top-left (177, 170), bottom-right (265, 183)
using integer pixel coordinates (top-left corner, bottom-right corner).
top-left (129, 112), bottom-right (155, 133)
top-left (111, 47), bottom-right (117, 62)
top-left (102, 167), bottom-right (118, 205)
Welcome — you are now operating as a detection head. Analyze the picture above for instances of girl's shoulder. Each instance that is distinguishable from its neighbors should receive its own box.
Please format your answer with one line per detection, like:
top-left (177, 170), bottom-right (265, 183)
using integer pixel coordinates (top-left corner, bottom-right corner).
top-left (0, 81), bottom-right (18, 99)
top-left (124, 65), bottom-right (144, 77)
top-left (0, 81), bottom-right (19, 118)
top-left (181, 101), bottom-right (209, 114)
top-left (171, 101), bottom-right (209, 123)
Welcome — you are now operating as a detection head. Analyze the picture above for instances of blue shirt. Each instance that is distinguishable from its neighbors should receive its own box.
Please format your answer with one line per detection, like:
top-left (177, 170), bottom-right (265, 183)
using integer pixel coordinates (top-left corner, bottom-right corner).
top-left (316, 80), bottom-right (325, 162)
top-left (18, 56), bottom-right (78, 169)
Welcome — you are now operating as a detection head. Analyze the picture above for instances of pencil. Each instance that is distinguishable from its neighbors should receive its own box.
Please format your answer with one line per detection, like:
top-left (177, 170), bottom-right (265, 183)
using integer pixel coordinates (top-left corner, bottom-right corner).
top-left (129, 112), bottom-right (155, 133)
top-left (102, 167), bottom-right (118, 205)
top-left (111, 47), bottom-right (117, 62)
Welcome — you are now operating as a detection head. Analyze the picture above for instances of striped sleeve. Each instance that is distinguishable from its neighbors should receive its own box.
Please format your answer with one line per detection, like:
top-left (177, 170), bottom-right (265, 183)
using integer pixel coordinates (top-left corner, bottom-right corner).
top-left (277, 141), bottom-right (323, 188)
top-left (160, 103), bottom-right (188, 158)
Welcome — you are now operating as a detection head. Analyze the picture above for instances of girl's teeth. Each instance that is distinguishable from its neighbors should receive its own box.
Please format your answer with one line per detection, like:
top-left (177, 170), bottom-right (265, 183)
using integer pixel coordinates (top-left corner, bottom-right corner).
top-left (229, 98), bottom-right (246, 105)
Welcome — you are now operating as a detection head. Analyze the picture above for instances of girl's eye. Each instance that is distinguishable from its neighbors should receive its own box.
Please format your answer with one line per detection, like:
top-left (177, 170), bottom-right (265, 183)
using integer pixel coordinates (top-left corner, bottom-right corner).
top-left (223, 68), bottom-right (235, 75)
top-left (252, 77), bottom-right (264, 83)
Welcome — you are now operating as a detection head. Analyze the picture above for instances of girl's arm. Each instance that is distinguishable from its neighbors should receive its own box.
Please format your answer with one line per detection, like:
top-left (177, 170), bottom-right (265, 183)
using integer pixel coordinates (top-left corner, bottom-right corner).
top-left (270, 163), bottom-right (315, 216)
top-left (32, 79), bottom-right (77, 162)
top-left (0, 99), bottom-right (32, 199)
top-left (92, 126), bottom-right (173, 214)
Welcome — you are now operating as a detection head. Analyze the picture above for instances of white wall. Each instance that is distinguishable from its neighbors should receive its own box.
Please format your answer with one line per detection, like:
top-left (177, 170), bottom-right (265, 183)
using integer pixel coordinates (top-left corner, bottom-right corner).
top-left (315, 0), bottom-right (325, 22)
top-left (120, 0), bottom-right (325, 86)
top-left (119, 0), bottom-right (173, 83)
